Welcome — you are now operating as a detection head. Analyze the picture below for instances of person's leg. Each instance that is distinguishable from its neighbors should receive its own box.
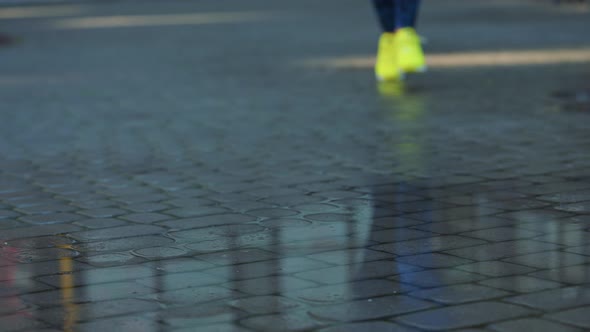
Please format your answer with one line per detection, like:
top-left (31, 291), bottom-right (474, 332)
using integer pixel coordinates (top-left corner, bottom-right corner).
top-left (394, 0), bottom-right (421, 30)
top-left (372, 0), bottom-right (396, 32)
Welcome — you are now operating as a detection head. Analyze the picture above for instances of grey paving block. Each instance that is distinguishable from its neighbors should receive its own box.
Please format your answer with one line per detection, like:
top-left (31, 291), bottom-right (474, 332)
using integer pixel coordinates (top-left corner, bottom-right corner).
top-left (546, 306), bottom-right (590, 329)
top-left (287, 279), bottom-right (417, 304)
top-left (240, 310), bottom-right (324, 331)
top-left (391, 269), bottom-right (488, 288)
top-left (409, 284), bottom-right (511, 304)
top-left (460, 227), bottom-right (543, 242)
top-left (506, 286), bottom-right (590, 311)
top-left (502, 251), bottom-right (590, 269)
top-left (456, 261), bottom-right (538, 277)
top-left (69, 225), bottom-right (167, 241)
top-left (396, 302), bottom-right (536, 330)
top-left (37, 265), bottom-right (156, 287)
top-left (0, 224), bottom-right (82, 240)
top-left (479, 276), bottom-right (562, 293)
top-left (310, 295), bottom-right (437, 322)
top-left (371, 235), bottom-right (486, 256)
top-left (319, 322), bottom-right (419, 332)
top-left (490, 318), bottom-right (582, 332)
top-left (395, 253), bottom-right (473, 268)
top-left (444, 240), bottom-right (562, 261)
top-left (528, 265), bottom-right (590, 284)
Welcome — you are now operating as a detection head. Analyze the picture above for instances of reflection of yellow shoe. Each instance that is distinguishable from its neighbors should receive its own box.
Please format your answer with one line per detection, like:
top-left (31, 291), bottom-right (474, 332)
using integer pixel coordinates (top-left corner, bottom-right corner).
top-left (394, 28), bottom-right (426, 74)
top-left (375, 32), bottom-right (402, 81)
top-left (377, 81), bottom-right (405, 98)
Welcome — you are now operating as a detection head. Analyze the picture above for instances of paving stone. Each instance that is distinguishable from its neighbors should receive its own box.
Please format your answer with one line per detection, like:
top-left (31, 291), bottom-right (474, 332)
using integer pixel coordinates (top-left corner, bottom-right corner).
top-left (173, 324), bottom-right (253, 332)
top-left (259, 218), bottom-right (313, 228)
top-left (0, 224), bottom-right (83, 240)
top-left (21, 281), bottom-right (154, 305)
top-left (295, 260), bottom-right (422, 285)
top-left (222, 276), bottom-right (317, 296)
top-left (0, 315), bottom-right (47, 332)
top-left (502, 251), bottom-right (590, 269)
top-left (19, 213), bottom-right (82, 225)
top-left (408, 284), bottom-right (511, 304)
top-left (444, 240), bottom-right (562, 261)
top-left (204, 257), bottom-right (330, 280)
top-left (37, 265), bottom-right (156, 287)
top-left (0, 247), bottom-right (79, 263)
top-left (368, 228), bottom-right (435, 243)
top-left (395, 253), bottom-right (473, 268)
top-left (165, 206), bottom-right (231, 218)
top-left (370, 216), bottom-right (426, 229)
top-left (196, 249), bottom-right (276, 266)
top-left (395, 302), bottom-right (536, 330)
top-left (0, 219), bottom-right (26, 230)
top-left (534, 230), bottom-right (590, 247)
top-left (371, 235), bottom-right (486, 256)
top-left (0, 260), bottom-right (93, 282)
top-left (120, 212), bottom-right (171, 224)
top-left (18, 204), bottom-right (78, 215)
top-left (163, 198), bottom-right (217, 208)
top-left (460, 227), bottom-right (543, 242)
top-left (529, 265), bottom-right (590, 285)
top-left (74, 315), bottom-right (161, 332)
top-left (318, 322), bottom-right (419, 332)
top-left (70, 199), bottom-right (115, 209)
top-left (304, 213), bottom-right (352, 222)
top-left (247, 208), bottom-right (299, 218)
top-left (77, 252), bottom-right (146, 267)
top-left (497, 210), bottom-right (573, 223)
top-left (136, 270), bottom-right (220, 291)
top-left (307, 248), bottom-right (393, 265)
top-left (5, 236), bottom-right (75, 249)
top-left (240, 310), bottom-right (324, 331)
top-left (160, 214), bottom-right (258, 230)
top-left (310, 295), bottom-right (437, 322)
top-left (35, 298), bottom-right (160, 326)
top-left (545, 306), bottom-right (590, 329)
top-left (69, 225), bottom-right (167, 241)
top-left (78, 208), bottom-right (127, 218)
top-left (229, 295), bottom-right (300, 314)
top-left (506, 286), bottom-right (590, 311)
top-left (261, 194), bottom-right (327, 206)
top-left (73, 217), bottom-right (129, 229)
top-left (141, 258), bottom-right (215, 274)
top-left (490, 317), bottom-right (582, 332)
top-left (479, 275), bottom-right (562, 293)
top-left (123, 202), bottom-right (170, 213)
top-left (74, 235), bottom-right (174, 252)
top-left (412, 217), bottom-right (517, 234)
top-left (456, 261), bottom-right (537, 277)
top-left (391, 269), bottom-right (487, 288)
top-left (153, 286), bottom-right (235, 305)
top-left (0, 280), bottom-right (54, 298)
top-left (287, 279), bottom-right (417, 303)
top-left (132, 246), bottom-right (187, 259)
top-left (0, 209), bottom-right (20, 219)
top-left (565, 245), bottom-right (590, 256)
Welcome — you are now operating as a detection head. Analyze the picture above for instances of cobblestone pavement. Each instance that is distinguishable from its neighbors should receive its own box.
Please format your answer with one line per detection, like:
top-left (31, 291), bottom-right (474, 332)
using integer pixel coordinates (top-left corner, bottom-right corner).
top-left (0, 0), bottom-right (590, 331)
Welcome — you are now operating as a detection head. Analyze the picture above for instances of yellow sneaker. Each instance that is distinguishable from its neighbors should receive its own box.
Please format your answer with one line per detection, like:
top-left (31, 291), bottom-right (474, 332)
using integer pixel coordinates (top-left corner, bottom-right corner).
top-left (375, 32), bottom-right (402, 81)
top-left (394, 27), bottom-right (427, 74)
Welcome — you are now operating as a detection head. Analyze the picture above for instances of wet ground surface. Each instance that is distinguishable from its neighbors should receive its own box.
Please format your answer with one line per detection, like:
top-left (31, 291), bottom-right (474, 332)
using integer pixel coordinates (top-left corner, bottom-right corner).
top-left (0, 0), bottom-right (590, 331)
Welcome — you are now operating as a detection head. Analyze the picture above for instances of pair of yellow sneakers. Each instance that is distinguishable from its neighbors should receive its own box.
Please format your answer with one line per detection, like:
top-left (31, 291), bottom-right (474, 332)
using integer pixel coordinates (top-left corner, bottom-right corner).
top-left (375, 27), bottom-right (426, 81)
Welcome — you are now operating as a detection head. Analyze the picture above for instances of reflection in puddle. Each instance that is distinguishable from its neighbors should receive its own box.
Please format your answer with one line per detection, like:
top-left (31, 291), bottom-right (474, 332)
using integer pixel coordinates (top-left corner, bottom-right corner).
top-left (58, 245), bottom-right (78, 332)
top-left (1, 81), bottom-right (589, 329)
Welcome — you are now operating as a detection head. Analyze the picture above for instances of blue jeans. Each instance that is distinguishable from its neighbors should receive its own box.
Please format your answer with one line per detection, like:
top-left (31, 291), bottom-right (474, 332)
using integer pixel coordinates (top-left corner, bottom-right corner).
top-left (373, 0), bottom-right (421, 32)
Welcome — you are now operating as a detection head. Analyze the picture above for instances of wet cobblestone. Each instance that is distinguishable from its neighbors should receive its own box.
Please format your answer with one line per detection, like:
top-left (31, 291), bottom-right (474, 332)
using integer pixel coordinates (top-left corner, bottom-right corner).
top-left (0, 0), bottom-right (589, 331)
